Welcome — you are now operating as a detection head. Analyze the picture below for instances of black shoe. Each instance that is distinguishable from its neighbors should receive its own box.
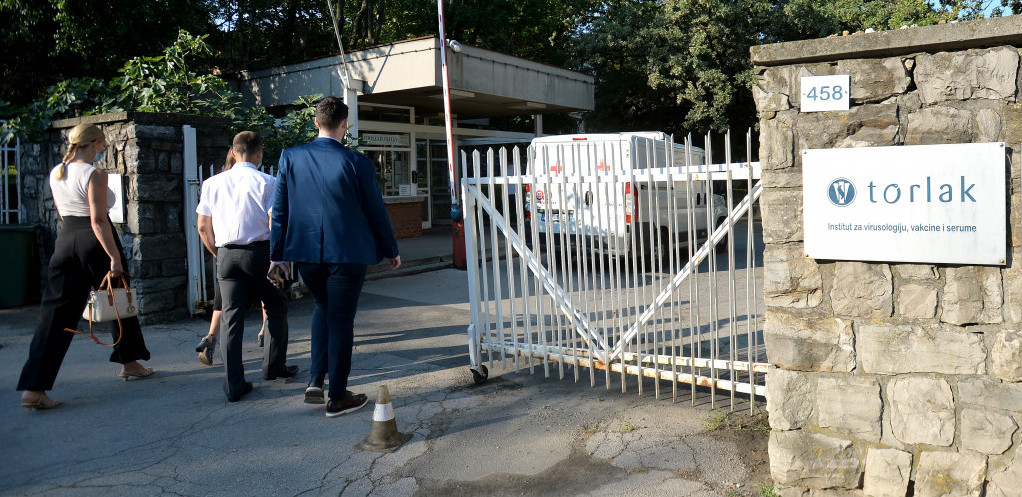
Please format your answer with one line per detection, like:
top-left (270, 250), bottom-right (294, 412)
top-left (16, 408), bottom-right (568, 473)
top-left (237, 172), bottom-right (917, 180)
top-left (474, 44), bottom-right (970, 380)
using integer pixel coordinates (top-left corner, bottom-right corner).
top-left (227, 382), bottom-right (253, 402)
top-left (326, 391), bottom-right (368, 418)
top-left (263, 364), bottom-right (299, 380)
top-left (196, 335), bottom-right (216, 366)
top-left (257, 334), bottom-right (264, 348)
top-left (195, 334), bottom-right (214, 353)
top-left (304, 377), bottom-right (325, 405)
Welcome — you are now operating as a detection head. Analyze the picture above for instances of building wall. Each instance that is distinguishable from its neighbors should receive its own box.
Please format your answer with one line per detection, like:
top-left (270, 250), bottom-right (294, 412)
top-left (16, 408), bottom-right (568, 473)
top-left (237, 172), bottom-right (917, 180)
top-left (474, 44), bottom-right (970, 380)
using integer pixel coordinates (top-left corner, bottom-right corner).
top-left (753, 18), bottom-right (1022, 497)
top-left (22, 112), bottom-right (230, 323)
top-left (385, 198), bottom-right (424, 239)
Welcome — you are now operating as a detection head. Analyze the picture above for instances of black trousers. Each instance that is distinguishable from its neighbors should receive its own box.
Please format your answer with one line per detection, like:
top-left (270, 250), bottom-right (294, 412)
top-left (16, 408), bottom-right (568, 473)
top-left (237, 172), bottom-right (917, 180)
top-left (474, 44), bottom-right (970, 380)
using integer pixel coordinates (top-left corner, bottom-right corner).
top-left (216, 241), bottom-right (288, 400)
top-left (17, 216), bottom-right (151, 392)
top-left (299, 262), bottom-right (366, 401)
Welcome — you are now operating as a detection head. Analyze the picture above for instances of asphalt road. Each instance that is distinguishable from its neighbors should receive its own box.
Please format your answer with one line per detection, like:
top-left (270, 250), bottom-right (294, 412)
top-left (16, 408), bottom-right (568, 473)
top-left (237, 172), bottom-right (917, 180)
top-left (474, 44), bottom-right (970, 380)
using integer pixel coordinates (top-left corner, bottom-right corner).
top-left (0, 267), bottom-right (770, 497)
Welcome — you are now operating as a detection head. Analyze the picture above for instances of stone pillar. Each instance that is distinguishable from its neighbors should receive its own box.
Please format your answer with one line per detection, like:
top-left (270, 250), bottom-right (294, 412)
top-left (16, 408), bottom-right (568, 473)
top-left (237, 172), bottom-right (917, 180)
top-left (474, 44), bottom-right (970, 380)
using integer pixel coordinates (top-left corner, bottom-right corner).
top-left (752, 16), bottom-right (1022, 497)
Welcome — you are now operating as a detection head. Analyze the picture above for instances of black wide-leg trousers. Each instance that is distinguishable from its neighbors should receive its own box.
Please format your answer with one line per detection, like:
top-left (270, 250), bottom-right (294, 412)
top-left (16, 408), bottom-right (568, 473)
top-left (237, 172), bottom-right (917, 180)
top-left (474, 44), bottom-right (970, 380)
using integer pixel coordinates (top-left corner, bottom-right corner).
top-left (17, 216), bottom-right (151, 392)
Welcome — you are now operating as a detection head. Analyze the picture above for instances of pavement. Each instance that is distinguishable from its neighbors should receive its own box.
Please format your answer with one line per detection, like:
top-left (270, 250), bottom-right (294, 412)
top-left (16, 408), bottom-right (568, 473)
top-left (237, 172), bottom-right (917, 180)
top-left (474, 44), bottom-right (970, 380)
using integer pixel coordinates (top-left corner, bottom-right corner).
top-left (0, 226), bottom-right (770, 497)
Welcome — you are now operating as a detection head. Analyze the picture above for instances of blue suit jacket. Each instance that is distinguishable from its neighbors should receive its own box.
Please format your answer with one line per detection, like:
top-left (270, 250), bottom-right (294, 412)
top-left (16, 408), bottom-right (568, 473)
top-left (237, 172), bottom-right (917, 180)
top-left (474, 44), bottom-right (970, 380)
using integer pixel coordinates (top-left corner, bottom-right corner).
top-left (270, 137), bottom-right (399, 265)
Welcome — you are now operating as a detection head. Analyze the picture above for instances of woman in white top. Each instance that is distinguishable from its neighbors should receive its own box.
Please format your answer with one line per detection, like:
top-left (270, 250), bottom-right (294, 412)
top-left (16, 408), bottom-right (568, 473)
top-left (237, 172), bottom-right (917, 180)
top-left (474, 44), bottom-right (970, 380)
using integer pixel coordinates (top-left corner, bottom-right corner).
top-left (17, 123), bottom-right (155, 410)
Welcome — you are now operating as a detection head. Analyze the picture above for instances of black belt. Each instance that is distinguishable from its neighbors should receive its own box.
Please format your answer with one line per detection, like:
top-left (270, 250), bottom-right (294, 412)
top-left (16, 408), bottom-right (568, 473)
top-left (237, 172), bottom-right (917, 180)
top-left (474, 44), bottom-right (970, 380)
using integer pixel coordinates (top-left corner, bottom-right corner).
top-left (222, 240), bottom-right (269, 249)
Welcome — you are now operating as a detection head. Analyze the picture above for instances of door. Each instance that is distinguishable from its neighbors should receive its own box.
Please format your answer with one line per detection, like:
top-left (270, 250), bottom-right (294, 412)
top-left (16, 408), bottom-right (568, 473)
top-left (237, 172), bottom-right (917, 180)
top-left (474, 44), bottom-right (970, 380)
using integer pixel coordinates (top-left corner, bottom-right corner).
top-left (429, 140), bottom-right (452, 225)
top-left (415, 140), bottom-right (431, 229)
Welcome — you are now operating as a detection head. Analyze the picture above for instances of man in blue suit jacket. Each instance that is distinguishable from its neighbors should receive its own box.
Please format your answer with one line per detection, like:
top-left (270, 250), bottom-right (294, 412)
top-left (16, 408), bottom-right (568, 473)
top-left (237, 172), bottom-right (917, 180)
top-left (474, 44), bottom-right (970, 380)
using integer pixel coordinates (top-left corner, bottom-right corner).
top-left (270, 96), bottom-right (401, 418)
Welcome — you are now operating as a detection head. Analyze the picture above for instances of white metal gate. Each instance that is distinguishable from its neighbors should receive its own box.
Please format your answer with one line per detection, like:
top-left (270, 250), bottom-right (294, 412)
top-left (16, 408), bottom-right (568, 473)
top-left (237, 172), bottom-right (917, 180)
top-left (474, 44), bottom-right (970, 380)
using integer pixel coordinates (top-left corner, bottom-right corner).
top-left (462, 131), bottom-right (766, 411)
top-left (1, 122), bottom-right (21, 224)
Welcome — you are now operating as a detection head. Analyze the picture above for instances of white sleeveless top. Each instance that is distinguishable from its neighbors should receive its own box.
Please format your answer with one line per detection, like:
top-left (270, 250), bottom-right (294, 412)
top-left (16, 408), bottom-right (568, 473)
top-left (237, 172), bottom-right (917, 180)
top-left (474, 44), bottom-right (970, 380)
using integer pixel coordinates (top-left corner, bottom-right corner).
top-left (49, 162), bottom-right (114, 217)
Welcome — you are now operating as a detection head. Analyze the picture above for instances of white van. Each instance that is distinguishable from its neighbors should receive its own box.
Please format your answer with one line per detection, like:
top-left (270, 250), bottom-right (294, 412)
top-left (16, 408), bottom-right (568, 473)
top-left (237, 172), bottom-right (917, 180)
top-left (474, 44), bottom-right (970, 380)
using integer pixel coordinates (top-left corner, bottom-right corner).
top-left (523, 132), bottom-right (728, 258)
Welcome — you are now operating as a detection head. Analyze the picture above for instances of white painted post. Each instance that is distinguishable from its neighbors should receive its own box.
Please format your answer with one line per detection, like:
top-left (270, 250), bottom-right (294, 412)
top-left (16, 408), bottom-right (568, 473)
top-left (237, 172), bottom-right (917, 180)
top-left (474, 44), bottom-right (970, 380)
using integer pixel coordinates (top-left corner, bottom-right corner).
top-left (182, 125), bottom-right (204, 316)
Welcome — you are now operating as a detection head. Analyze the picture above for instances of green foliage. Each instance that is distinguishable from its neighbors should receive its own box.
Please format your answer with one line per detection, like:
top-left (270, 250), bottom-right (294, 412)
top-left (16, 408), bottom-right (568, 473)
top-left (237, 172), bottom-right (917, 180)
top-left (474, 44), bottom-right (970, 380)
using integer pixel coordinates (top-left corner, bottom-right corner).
top-left (262, 94), bottom-right (322, 168)
top-left (571, 0), bottom-right (771, 134)
top-left (705, 409), bottom-right (731, 431)
top-left (705, 409), bottom-right (771, 433)
top-left (117, 31), bottom-right (227, 114)
top-left (0, 30), bottom-right (323, 167)
top-left (998, 0), bottom-right (1022, 16)
top-left (3, 0), bottom-right (1014, 150)
top-left (774, 0), bottom-right (999, 35)
top-left (565, 0), bottom-right (1004, 137)
top-left (204, 0), bottom-right (337, 73)
top-left (0, 0), bottom-right (212, 108)
top-left (756, 483), bottom-right (781, 497)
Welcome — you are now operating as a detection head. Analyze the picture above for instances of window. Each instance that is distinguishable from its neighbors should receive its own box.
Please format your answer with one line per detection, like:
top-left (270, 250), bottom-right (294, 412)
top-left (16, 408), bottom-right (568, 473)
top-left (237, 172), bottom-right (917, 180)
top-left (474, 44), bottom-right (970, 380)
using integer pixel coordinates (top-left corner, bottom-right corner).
top-left (360, 105), bottom-right (412, 124)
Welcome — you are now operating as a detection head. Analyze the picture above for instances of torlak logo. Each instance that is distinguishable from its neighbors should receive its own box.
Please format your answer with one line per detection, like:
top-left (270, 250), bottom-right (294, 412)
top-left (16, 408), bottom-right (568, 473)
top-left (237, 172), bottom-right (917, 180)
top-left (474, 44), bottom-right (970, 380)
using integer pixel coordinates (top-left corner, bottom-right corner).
top-left (828, 178), bottom-right (856, 206)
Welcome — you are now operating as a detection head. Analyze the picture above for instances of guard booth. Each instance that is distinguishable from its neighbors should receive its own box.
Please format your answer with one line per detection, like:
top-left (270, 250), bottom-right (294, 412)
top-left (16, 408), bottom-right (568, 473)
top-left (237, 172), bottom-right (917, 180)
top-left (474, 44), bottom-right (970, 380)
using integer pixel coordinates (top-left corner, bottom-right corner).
top-left (234, 36), bottom-right (595, 231)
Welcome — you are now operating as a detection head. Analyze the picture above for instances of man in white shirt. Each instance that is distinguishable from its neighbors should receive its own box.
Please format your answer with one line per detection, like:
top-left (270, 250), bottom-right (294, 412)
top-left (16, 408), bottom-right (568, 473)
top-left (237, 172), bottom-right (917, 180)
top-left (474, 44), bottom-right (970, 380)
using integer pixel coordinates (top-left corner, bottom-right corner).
top-left (196, 131), bottom-right (297, 402)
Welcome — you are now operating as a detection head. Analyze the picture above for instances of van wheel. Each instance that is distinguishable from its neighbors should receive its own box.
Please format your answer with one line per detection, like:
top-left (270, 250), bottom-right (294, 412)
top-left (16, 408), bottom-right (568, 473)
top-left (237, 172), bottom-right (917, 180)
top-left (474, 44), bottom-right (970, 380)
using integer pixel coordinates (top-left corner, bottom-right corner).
top-left (646, 227), bottom-right (682, 268)
top-left (714, 217), bottom-right (728, 253)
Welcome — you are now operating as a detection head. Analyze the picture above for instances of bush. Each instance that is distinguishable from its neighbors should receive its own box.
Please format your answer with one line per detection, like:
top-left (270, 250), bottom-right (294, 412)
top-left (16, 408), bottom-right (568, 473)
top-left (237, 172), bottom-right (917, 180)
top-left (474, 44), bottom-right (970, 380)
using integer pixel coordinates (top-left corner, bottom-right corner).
top-left (0, 30), bottom-right (342, 166)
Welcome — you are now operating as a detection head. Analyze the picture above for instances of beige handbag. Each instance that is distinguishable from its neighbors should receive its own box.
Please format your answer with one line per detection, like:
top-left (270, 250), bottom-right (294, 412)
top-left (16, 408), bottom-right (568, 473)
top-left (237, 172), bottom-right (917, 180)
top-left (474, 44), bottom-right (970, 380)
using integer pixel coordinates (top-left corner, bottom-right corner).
top-left (65, 272), bottom-right (137, 347)
top-left (82, 273), bottom-right (138, 322)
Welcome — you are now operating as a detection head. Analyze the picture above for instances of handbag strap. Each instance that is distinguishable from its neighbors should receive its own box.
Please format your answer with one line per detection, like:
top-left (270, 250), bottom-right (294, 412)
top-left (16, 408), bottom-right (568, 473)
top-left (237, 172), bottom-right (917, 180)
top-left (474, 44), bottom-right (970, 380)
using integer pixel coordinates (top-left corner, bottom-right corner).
top-left (64, 271), bottom-right (129, 347)
top-left (99, 272), bottom-right (134, 307)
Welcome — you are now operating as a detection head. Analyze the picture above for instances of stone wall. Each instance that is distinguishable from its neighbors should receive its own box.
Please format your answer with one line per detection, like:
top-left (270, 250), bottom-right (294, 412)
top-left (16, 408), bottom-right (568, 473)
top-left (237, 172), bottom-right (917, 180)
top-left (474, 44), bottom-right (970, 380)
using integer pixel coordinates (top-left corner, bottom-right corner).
top-left (752, 17), bottom-right (1022, 497)
top-left (21, 112), bottom-right (230, 323)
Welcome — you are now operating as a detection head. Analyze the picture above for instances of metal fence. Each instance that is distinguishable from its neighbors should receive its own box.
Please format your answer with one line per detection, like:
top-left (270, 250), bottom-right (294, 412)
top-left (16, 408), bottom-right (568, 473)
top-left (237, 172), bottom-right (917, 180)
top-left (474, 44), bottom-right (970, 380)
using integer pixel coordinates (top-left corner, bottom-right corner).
top-left (1, 123), bottom-right (21, 224)
top-left (461, 131), bottom-right (766, 411)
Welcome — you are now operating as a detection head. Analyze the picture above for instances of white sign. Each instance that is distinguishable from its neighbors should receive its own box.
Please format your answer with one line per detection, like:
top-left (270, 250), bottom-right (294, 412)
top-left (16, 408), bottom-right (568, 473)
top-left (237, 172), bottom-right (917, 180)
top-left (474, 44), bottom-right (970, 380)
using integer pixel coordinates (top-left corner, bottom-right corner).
top-left (360, 133), bottom-right (410, 148)
top-left (803, 142), bottom-right (1006, 265)
top-left (800, 75), bottom-right (850, 112)
top-left (107, 173), bottom-right (124, 224)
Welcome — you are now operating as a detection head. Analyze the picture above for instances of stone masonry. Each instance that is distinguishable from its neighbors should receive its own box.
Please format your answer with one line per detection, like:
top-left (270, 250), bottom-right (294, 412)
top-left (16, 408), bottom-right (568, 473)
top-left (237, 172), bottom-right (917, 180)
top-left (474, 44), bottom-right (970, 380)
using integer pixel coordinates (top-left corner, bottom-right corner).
top-left (20, 113), bottom-right (230, 323)
top-left (752, 17), bottom-right (1022, 496)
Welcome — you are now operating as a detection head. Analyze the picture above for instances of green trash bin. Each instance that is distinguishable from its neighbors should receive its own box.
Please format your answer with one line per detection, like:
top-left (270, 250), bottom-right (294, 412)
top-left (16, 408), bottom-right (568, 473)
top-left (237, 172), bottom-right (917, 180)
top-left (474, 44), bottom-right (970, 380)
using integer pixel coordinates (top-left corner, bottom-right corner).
top-left (0, 224), bottom-right (42, 308)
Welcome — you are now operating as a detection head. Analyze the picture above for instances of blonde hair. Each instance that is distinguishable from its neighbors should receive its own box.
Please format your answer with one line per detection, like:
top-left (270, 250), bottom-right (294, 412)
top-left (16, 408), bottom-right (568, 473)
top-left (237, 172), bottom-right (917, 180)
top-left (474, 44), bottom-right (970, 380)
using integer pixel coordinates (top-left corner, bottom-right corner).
top-left (56, 123), bottom-right (105, 180)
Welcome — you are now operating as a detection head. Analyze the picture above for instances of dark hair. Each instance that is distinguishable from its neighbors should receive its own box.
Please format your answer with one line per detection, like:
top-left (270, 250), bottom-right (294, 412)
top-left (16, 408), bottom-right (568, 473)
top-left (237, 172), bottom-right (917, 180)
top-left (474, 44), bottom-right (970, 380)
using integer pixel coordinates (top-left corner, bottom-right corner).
top-left (222, 148), bottom-right (236, 172)
top-left (315, 96), bottom-right (349, 131)
top-left (232, 131), bottom-right (263, 157)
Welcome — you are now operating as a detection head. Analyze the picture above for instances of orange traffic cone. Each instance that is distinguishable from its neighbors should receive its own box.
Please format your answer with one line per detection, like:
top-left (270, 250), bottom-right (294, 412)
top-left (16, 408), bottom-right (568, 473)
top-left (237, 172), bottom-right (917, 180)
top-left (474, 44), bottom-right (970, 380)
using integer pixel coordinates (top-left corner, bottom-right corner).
top-left (355, 385), bottom-right (412, 453)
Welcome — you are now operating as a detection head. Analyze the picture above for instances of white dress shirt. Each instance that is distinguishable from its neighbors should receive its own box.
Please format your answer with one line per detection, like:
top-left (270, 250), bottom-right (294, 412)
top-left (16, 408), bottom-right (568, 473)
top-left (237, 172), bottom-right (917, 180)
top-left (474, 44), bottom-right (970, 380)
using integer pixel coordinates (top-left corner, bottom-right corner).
top-left (196, 162), bottom-right (275, 246)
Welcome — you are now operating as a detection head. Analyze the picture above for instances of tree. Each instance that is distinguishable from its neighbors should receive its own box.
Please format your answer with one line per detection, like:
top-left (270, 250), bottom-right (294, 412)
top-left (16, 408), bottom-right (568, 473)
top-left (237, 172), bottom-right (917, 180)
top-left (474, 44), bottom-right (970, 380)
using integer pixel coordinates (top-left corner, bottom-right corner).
top-left (0, 1), bottom-right (61, 107)
top-left (564, 0), bottom-right (1008, 138)
top-left (203, 0), bottom-right (337, 72)
top-left (569, 0), bottom-right (773, 135)
top-left (998, 0), bottom-right (1022, 15)
top-left (0, 0), bottom-right (213, 109)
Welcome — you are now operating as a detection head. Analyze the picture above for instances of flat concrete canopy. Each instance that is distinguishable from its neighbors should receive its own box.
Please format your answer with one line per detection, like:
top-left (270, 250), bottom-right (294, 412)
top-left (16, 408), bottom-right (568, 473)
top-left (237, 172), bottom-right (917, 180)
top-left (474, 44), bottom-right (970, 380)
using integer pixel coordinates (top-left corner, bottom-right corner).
top-left (236, 37), bottom-right (594, 119)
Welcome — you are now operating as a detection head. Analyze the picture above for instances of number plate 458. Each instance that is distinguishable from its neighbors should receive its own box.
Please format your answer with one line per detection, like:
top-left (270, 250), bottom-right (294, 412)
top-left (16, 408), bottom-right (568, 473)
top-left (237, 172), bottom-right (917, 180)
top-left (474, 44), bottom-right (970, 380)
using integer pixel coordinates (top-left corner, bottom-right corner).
top-left (800, 75), bottom-right (850, 112)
